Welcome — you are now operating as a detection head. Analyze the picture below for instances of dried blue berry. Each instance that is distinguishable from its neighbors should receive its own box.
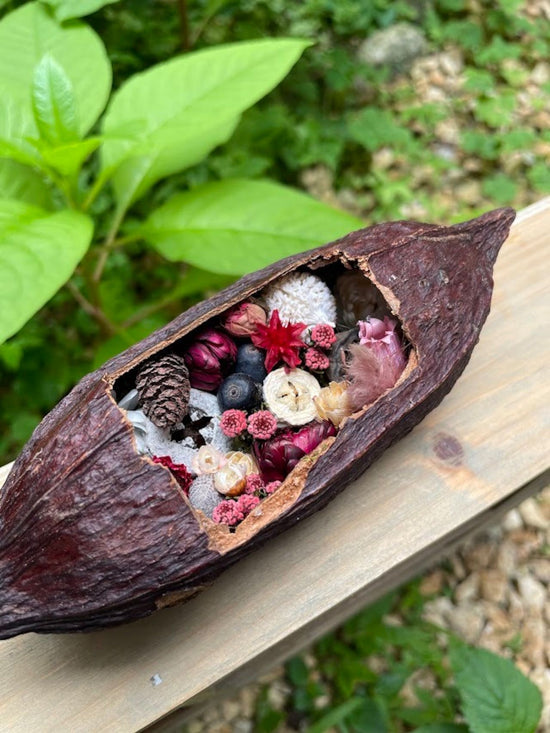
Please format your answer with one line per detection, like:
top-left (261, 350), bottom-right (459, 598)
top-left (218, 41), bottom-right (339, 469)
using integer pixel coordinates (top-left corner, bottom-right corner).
top-left (218, 373), bottom-right (260, 412)
top-left (235, 343), bottom-right (267, 383)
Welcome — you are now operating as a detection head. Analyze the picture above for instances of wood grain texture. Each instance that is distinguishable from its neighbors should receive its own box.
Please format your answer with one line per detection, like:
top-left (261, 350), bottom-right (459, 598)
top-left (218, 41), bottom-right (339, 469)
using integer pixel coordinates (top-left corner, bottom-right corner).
top-left (0, 198), bottom-right (549, 733)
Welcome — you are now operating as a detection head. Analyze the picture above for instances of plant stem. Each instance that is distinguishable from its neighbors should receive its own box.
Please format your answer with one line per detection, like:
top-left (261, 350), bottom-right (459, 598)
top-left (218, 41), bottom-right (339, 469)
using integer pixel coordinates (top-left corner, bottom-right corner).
top-left (92, 206), bottom-right (126, 286)
top-left (67, 281), bottom-right (131, 341)
top-left (121, 286), bottom-right (185, 328)
top-left (178, 0), bottom-right (191, 51)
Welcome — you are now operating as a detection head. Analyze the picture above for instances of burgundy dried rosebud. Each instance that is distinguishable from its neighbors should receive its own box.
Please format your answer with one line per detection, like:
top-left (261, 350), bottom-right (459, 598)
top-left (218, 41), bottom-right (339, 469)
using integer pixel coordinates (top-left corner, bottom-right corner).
top-left (254, 432), bottom-right (306, 483)
top-left (184, 328), bottom-right (237, 391)
top-left (292, 421), bottom-right (336, 455)
top-left (223, 302), bottom-right (267, 337)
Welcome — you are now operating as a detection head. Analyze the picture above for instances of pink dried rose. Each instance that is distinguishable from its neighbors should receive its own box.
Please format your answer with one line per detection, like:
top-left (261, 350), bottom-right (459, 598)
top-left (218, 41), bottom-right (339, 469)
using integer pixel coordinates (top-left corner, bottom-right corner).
top-left (247, 410), bottom-right (278, 440)
top-left (254, 432), bottom-right (306, 483)
top-left (184, 328), bottom-right (237, 391)
top-left (191, 445), bottom-right (226, 475)
top-left (304, 347), bottom-right (330, 371)
top-left (358, 317), bottom-right (406, 373)
top-left (245, 473), bottom-right (265, 494)
top-left (311, 323), bottom-right (336, 350)
top-left (220, 409), bottom-right (247, 438)
top-left (152, 456), bottom-right (193, 495)
top-left (223, 302), bottom-right (267, 337)
top-left (292, 420), bottom-right (336, 454)
top-left (265, 480), bottom-right (282, 494)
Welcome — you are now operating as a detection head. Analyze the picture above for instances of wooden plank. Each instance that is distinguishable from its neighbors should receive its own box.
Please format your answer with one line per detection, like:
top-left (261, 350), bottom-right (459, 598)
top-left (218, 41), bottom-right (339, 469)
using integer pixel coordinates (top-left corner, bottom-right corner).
top-left (0, 199), bottom-right (549, 733)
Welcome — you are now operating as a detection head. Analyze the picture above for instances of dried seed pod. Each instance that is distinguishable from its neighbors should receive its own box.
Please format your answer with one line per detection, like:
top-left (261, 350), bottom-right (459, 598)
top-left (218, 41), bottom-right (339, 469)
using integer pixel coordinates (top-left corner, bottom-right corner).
top-left (136, 354), bottom-right (190, 428)
top-left (0, 208), bottom-right (515, 640)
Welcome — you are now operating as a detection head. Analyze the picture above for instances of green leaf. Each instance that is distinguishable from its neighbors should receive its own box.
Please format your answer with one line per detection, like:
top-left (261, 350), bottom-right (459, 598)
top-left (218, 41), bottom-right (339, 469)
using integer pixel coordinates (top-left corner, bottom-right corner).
top-left (0, 160), bottom-right (52, 208)
top-left (0, 2), bottom-right (111, 137)
top-left (450, 643), bottom-right (542, 733)
top-left (286, 656), bottom-right (309, 686)
top-left (141, 179), bottom-right (363, 275)
top-left (347, 107), bottom-right (414, 152)
top-left (41, 0), bottom-right (120, 22)
top-left (482, 173), bottom-right (517, 205)
top-left (32, 54), bottom-right (79, 145)
top-left (0, 200), bottom-right (93, 343)
top-left (308, 697), bottom-right (364, 733)
top-left (39, 137), bottom-right (102, 176)
top-left (101, 38), bottom-right (311, 209)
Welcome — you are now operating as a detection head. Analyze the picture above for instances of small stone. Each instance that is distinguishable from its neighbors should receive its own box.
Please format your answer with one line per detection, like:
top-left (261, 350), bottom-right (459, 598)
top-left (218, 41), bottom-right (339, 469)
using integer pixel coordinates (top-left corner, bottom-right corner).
top-left (448, 603), bottom-right (485, 644)
top-left (528, 558), bottom-right (550, 585)
top-left (267, 679), bottom-right (291, 711)
top-left (232, 720), bottom-right (253, 733)
top-left (422, 596), bottom-right (454, 627)
top-left (238, 687), bottom-right (256, 719)
top-left (484, 604), bottom-right (512, 633)
top-left (357, 23), bottom-right (427, 69)
top-left (450, 554), bottom-right (467, 581)
top-left (463, 541), bottom-right (496, 571)
top-left (496, 540), bottom-right (517, 575)
top-left (519, 497), bottom-right (548, 530)
top-left (420, 569), bottom-right (446, 595)
top-left (509, 588), bottom-right (526, 625)
top-left (479, 569), bottom-right (508, 605)
top-left (517, 572), bottom-right (546, 615)
top-left (222, 700), bottom-right (241, 723)
top-left (187, 719), bottom-right (203, 733)
top-left (545, 601), bottom-right (550, 626)
top-left (520, 616), bottom-right (546, 668)
top-left (455, 180), bottom-right (483, 206)
top-left (509, 529), bottom-right (543, 561)
top-left (455, 572), bottom-right (479, 603)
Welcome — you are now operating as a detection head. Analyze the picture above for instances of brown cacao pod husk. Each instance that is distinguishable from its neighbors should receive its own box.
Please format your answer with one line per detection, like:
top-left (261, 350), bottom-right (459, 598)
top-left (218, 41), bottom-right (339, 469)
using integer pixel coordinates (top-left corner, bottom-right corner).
top-left (0, 208), bottom-right (515, 639)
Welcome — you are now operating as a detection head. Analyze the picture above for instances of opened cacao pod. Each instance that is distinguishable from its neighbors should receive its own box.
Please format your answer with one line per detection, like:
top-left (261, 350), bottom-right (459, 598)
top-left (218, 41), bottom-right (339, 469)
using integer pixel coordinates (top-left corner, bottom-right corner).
top-left (0, 207), bottom-right (515, 639)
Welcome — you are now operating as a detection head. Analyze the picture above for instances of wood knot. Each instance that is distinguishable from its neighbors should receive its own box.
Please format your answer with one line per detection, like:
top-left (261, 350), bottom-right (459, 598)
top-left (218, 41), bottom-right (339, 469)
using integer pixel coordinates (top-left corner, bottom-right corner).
top-left (432, 431), bottom-right (464, 467)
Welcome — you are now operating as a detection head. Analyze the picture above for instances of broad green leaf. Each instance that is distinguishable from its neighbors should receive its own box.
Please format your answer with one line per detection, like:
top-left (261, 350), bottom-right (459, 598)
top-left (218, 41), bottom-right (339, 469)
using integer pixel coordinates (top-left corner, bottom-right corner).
top-left (450, 643), bottom-right (542, 733)
top-left (0, 200), bottom-right (93, 343)
top-left (41, 0), bottom-right (120, 22)
top-left (0, 2), bottom-right (111, 137)
top-left (0, 161), bottom-right (53, 208)
top-left (32, 54), bottom-right (79, 145)
top-left (39, 137), bottom-right (102, 176)
top-left (482, 174), bottom-right (518, 205)
top-left (101, 38), bottom-right (311, 209)
top-left (141, 179), bottom-right (364, 275)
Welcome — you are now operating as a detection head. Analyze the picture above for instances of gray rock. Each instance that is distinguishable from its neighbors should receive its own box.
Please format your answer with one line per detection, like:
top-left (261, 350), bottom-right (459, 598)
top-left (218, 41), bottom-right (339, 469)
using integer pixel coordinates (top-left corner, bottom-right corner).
top-left (358, 23), bottom-right (427, 69)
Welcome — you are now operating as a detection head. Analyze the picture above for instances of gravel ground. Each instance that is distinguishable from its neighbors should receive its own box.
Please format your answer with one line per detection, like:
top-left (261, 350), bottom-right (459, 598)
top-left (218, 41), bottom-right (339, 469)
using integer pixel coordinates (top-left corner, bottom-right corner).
top-left (184, 486), bottom-right (550, 733)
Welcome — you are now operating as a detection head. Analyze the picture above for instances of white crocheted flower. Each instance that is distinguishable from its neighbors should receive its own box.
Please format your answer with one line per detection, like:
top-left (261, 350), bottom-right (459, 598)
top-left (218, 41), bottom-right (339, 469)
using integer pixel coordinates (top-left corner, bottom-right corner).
top-left (263, 272), bottom-right (337, 329)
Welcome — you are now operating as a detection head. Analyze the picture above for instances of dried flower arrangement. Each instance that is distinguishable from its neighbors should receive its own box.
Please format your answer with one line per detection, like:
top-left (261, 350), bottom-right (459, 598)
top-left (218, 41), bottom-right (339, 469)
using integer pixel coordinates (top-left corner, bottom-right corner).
top-left (0, 208), bottom-right (515, 639)
top-left (119, 266), bottom-right (410, 530)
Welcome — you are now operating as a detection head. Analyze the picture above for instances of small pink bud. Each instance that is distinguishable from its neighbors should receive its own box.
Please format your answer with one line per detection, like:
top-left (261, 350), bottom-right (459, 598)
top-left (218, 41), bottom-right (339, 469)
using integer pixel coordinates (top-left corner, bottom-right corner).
top-left (223, 302), bottom-right (267, 337)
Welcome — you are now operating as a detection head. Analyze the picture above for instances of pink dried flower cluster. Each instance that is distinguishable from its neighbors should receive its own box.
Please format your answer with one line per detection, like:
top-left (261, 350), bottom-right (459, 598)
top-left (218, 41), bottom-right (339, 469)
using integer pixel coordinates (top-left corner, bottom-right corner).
top-left (212, 494), bottom-right (260, 526)
top-left (265, 480), bottom-right (282, 494)
top-left (247, 410), bottom-right (278, 440)
top-left (220, 409), bottom-right (247, 437)
top-left (311, 323), bottom-right (336, 349)
top-left (304, 347), bottom-right (330, 371)
top-left (245, 473), bottom-right (265, 494)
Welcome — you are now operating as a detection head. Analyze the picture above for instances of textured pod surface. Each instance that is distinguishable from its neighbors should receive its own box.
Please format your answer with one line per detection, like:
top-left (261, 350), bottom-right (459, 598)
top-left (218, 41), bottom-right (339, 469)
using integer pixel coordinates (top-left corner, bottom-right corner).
top-left (0, 208), bottom-right (515, 640)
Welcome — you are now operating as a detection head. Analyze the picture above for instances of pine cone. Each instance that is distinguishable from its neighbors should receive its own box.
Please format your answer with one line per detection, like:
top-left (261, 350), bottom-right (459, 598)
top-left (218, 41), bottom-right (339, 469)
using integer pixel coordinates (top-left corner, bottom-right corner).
top-left (135, 354), bottom-right (190, 428)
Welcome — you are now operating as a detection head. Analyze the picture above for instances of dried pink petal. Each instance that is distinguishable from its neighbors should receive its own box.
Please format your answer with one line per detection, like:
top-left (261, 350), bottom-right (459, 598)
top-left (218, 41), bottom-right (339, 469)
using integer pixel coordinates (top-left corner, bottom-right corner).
top-left (247, 410), bottom-right (278, 440)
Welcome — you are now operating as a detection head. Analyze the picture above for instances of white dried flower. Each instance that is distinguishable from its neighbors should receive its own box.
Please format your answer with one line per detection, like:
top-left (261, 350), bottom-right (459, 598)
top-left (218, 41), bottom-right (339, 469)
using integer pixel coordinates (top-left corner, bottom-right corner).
top-left (263, 367), bottom-right (321, 426)
top-left (263, 272), bottom-right (337, 329)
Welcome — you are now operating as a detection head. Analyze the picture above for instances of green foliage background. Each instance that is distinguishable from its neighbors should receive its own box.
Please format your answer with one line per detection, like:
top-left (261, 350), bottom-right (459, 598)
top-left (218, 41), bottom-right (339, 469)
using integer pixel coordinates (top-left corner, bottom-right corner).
top-left (0, 1), bottom-right (547, 730)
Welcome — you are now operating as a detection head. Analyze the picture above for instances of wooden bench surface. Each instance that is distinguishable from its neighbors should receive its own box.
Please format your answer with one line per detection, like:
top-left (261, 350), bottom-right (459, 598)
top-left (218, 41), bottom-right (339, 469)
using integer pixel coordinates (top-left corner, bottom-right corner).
top-left (0, 199), bottom-right (549, 733)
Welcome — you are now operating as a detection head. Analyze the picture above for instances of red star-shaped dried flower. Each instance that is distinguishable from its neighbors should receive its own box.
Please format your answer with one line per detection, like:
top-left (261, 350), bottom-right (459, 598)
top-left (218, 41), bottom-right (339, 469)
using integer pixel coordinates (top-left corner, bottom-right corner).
top-left (251, 309), bottom-right (306, 372)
